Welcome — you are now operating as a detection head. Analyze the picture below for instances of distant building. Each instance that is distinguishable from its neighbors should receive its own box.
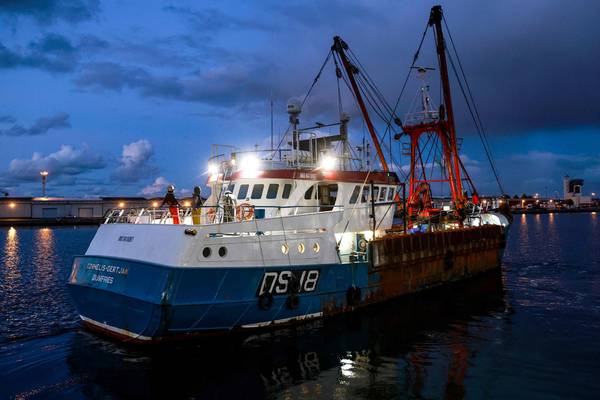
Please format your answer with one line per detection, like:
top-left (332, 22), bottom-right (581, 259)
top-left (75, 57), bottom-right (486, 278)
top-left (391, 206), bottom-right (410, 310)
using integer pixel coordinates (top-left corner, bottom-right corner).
top-left (0, 197), bottom-right (156, 220)
top-left (563, 175), bottom-right (592, 206)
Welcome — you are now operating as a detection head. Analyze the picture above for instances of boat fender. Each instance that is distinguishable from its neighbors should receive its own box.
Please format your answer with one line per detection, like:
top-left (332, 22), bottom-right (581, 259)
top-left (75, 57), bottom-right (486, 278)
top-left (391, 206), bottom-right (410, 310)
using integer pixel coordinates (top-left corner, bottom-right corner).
top-left (346, 286), bottom-right (362, 307)
top-left (258, 292), bottom-right (274, 310)
top-left (286, 294), bottom-right (300, 310)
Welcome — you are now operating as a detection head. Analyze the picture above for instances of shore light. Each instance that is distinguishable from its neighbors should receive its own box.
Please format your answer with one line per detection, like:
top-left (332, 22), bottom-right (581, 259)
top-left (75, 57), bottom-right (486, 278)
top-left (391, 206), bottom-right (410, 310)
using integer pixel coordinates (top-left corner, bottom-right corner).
top-left (9, 202), bottom-right (16, 208)
top-left (320, 155), bottom-right (337, 171)
top-left (118, 202), bottom-right (125, 208)
top-left (184, 201), bottom-right (191, 207)
top-left (152, 201), bottom-right (159, 208)
top-left (40, 170), bottom-right (49, 197)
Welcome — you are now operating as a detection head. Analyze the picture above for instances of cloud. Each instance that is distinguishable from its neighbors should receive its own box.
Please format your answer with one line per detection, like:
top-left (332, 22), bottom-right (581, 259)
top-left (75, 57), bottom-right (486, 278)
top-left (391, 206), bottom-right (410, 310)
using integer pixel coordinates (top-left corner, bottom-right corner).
top-left (74, 59), bottom-right (279, 107)
top-left (140, 176), bottom-right (170, 196)
top-left (3, 144), bottom-right (106, 183)
top-left (0, 0), bottom-right (100, 24)
top-left (111, 139), bottom-right (158, 182)
top-left (164, 6), bottom-right (274, 33)
top-left (0, 112), bottom-right (70, 136)
top-left (0, 34), bottom-right (79, 72)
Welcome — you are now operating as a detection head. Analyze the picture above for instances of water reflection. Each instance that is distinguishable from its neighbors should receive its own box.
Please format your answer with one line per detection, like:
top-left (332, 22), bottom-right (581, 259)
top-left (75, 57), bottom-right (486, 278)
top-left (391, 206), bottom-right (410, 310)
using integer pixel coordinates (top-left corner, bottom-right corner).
top-left (65, 271), bottom-right (506, 399)
top-left (34, 227), bottom-right (56, 291)
top-left (2, 227), bottom-right (21, 281)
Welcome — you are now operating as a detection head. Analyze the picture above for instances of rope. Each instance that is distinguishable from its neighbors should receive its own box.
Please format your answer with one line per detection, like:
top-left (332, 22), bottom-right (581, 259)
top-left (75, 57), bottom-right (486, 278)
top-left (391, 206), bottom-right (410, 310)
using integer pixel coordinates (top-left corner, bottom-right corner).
top-left (442, 15), bottom-right (505, 194)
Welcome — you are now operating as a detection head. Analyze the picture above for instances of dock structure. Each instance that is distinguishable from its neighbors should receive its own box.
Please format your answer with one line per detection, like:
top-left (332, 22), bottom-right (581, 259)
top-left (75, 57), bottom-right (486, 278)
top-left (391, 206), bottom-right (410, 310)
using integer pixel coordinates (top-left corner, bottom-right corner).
top-left (0, 197), bottom-right (161, 226)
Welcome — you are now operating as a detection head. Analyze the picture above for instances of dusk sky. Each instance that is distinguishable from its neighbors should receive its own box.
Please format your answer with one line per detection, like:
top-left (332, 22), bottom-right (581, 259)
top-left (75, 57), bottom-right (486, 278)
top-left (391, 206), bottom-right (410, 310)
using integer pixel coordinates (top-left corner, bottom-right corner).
top-left (1, 0), bottom-right (598, 198)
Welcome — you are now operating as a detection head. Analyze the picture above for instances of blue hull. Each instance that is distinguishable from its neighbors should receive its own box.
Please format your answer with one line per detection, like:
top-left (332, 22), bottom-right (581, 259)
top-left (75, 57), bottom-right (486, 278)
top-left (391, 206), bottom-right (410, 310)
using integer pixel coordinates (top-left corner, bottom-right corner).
top-left (67, 256), bottom-right (373, 342)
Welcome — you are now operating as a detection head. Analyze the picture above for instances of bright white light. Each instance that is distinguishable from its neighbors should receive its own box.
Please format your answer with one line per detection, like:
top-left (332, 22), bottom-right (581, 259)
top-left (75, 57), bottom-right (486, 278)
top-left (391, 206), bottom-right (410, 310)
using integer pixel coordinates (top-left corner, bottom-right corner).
top-left (320, 155), bottom-right (337, 171)
top-left (207, 163), bottom-right (219, 175)
top-left (240, 155), bottom-right (260, 172)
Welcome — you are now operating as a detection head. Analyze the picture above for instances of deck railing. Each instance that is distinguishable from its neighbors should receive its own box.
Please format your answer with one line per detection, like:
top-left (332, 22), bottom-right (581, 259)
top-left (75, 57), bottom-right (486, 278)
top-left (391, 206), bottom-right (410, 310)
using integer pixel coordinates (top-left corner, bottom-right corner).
top-left (103, 204), bottom-right (346, 225)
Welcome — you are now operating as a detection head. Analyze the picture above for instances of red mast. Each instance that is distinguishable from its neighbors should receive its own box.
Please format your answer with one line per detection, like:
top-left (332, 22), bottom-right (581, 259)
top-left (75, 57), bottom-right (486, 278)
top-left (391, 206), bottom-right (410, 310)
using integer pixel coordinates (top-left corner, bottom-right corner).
top-left (332, 36), bottom-right (389, 173)
top-left (404, 5), bottom-right (468, 218)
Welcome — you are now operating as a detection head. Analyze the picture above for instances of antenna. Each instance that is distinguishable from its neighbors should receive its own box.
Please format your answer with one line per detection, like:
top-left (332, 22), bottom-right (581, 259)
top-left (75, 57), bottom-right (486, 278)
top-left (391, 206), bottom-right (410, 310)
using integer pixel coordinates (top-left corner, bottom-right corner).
top-left (270, 92), bottom-right (274, 154)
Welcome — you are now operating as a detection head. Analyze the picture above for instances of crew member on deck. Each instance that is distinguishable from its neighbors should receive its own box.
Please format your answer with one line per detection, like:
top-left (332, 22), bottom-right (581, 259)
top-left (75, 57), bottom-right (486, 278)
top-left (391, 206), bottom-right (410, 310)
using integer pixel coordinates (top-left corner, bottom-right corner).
top-left (161, 185), bottom-right (181, 224)
top-left (222, 190), bottom-right (236, 223)
top-left (191, 186), bottom-right (203, 224)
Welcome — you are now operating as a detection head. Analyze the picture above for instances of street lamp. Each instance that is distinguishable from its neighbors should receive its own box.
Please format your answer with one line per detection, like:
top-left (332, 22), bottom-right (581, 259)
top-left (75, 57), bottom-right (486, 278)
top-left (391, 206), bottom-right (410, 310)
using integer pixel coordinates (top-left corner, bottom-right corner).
top-left (40, 170), bottom-right (49, 197)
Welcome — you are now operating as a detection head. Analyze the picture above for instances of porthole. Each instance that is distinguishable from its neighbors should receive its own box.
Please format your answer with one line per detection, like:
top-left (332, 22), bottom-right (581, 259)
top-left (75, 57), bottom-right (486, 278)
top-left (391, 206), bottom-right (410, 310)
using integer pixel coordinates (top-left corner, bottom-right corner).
top-left (202, 247), bottom-right (212, 258)
top-left (218, 246), bottom-right (227, 257)
top-left (313, 243), bottom-right (320, 253)
top-left (281, 243), bottom-right (289, 255)
top-left (298, 243), bottom-right (305, 254)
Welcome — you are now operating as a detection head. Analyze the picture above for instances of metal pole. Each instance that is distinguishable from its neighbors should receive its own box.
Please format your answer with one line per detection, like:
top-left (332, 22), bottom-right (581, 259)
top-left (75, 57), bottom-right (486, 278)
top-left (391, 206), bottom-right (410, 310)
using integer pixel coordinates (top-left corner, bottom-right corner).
top-left (370, 181), bottom-right (376, 238)
top-left (402, 182), bottom-right (407, 234)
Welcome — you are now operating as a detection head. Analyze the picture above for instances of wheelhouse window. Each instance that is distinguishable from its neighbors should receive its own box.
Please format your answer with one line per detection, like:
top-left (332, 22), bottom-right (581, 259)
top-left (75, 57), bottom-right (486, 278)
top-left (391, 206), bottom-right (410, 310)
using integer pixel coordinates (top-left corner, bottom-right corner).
top-left (349, 185), bottom-right (360, 204)
top-left (318, 184), bottom-right (338, 211)
top-left (372, 187), bottom-right (379, 202)
top-left (379, 187), bottom-right (387, 202)
top-left (237, 184), bottom-right (249, 200)
top-left (251, 184), bottom-right (264, 199)
top-left (387, 188), bottom-right (395, 201)
top-left (282, 184), bottom-right (292, 199)
top-left (304, 186), bottom-right (314, 200)
top-left (361, 187), bottom-right (369, 203)
top-left (227, 183), bottom-right (235, 193)
top-left (266, 184), bottom-right (279, 199)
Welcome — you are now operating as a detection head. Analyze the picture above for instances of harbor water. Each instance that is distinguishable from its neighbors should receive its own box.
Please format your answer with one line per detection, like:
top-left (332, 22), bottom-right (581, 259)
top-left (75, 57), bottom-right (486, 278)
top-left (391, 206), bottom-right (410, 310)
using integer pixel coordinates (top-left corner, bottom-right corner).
top-left (1, 213), bottom-right (599, 399)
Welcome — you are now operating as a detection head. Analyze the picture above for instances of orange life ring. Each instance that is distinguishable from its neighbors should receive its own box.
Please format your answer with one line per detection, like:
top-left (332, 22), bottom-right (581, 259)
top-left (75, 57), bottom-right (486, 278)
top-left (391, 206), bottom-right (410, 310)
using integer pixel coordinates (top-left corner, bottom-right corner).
top-left (236, 203), bottom-right (254, 221)
top-left (206, 207), bottom-right (216, 222)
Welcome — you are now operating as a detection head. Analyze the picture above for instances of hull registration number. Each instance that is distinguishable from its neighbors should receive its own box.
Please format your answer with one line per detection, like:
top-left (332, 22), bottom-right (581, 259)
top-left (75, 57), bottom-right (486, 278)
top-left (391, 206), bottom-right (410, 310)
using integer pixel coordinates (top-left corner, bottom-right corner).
top-left (257, 269), bottom-right (320, 296)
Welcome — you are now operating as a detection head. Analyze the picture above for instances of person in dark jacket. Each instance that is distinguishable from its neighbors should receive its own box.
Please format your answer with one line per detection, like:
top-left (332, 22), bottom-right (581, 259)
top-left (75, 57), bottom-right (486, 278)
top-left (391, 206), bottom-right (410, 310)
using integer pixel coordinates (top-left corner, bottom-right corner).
top-left (161, 185), bottom-right (181, 224)
top-left (191, 186), bottom-right (203, 224)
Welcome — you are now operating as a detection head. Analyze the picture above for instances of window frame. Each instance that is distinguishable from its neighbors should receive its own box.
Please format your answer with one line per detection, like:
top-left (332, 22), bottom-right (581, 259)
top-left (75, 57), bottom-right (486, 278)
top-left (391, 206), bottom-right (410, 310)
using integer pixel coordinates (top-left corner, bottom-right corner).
top-left (251, 184), bottom-right (264, 199)
top-left (266, 183), bottom-right (279, 199)
top-left (237, 184), bottom-right (249, 200)
top-left (282, 184), bottom-right (292, 199)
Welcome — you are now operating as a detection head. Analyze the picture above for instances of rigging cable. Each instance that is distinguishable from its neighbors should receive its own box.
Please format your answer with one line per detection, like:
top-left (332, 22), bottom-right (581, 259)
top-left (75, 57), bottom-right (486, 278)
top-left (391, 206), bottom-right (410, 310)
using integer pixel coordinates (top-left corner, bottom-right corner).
top-left (442, 15), bottom-right (505, 194)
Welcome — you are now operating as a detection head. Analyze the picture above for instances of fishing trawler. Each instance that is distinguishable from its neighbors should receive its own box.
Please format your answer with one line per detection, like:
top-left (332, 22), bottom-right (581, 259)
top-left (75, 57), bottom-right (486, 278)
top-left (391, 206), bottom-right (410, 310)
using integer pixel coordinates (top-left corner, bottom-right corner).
top-left (68, 6), bottom-right (510, 343)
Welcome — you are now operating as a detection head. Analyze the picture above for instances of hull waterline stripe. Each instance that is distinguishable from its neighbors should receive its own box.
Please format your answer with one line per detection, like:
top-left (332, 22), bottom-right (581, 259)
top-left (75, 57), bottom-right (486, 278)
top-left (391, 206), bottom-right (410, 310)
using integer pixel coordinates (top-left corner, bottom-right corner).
top-left (80, 315), bottom-right (152, 341)
top-left (240, 312), bottom-right (323, 329)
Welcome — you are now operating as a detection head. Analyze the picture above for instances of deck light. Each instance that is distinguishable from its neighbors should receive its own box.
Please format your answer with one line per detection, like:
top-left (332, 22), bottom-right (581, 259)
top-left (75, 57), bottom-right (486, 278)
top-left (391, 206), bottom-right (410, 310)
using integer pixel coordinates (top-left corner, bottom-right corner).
top-left (208, 163), bottom-right (219, 175)
top-left (320, 155), bottom-right (337, 171)
top-left (240, 155), bottom-right (259, 172)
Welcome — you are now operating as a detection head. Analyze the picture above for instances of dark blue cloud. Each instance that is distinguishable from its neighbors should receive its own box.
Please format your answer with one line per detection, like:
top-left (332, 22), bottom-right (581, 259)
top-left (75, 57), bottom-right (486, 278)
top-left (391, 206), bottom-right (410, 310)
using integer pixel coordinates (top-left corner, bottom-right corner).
top-left (0, 113), bottom-right (70, 136)
top-left (0, 33), bottom-right (78, 72)
top-left (0, 0), bottom-right (99, 24)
